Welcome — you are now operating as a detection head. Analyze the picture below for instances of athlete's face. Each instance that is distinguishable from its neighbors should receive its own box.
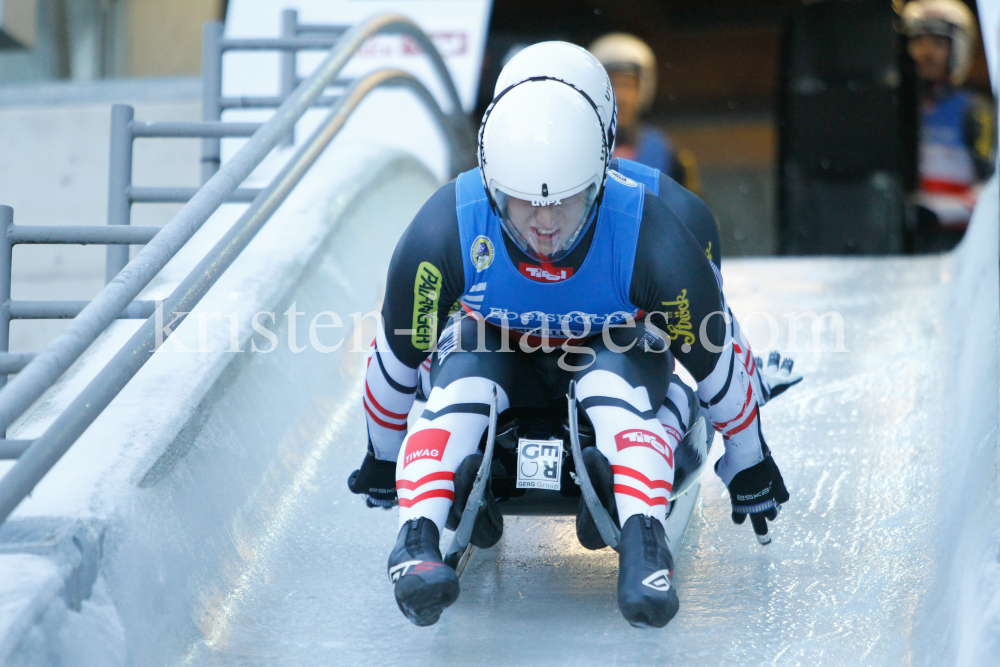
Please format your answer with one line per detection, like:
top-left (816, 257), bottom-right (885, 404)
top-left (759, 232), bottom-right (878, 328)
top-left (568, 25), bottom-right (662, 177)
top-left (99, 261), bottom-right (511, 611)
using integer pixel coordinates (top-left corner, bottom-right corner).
top-left (909, 34), bottom-right (951, 83)
top-left (506, 189), bottom-right (591, 258)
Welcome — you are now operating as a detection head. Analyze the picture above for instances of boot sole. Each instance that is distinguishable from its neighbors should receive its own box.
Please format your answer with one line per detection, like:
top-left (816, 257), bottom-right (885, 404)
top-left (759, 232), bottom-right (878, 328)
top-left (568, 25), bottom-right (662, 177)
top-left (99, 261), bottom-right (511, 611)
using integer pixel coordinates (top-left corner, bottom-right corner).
top-left (395, 576), bottom-right (460, 627)
top-left (619, 590), bottom-right (680, 629)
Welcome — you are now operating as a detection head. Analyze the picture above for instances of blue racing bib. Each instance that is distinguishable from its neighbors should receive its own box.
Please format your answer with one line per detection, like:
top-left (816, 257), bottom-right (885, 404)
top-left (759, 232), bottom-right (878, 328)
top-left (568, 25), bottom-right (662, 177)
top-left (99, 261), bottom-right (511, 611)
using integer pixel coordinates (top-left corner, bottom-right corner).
top-left (455, 169), bottom-right (644, 339)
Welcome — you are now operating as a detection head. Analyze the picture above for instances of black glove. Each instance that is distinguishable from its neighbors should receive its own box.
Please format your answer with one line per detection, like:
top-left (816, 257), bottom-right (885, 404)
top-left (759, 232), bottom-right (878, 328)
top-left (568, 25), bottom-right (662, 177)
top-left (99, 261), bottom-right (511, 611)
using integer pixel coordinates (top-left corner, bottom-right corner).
top-left (722, 445), bottom-right (789, 545)
top-left (347, 450), bottom-right (397, 510)
top-left (754, 351), bottom-right (803, 403)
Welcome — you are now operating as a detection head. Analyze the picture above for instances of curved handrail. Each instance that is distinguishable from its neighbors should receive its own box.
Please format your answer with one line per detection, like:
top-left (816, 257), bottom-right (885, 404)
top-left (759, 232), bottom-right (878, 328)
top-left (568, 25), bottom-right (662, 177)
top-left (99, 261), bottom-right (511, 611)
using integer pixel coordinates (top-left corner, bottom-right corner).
top-left (0, 16), bottom-right (475, 523)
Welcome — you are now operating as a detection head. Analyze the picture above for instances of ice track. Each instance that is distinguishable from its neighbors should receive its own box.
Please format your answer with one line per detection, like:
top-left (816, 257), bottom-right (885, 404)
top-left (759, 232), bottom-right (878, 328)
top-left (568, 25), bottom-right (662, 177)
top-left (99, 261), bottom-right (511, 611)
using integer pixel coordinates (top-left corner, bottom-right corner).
top-left (183, 253), bottom-right (972, 666)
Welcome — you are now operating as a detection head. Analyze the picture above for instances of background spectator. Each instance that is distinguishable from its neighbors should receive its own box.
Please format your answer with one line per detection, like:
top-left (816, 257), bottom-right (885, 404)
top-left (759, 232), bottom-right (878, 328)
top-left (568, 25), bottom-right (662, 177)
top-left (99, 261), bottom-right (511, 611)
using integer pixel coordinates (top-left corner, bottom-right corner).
top-left (904, 0), bottom-right (995, 251)
top-left (589, 33), bottom-right (695, 191)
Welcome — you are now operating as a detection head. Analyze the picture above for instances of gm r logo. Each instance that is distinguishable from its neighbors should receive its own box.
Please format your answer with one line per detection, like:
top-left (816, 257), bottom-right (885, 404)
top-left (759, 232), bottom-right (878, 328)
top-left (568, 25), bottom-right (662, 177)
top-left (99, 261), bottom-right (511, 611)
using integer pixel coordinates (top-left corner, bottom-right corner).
top-left (614, 429), bottom-right (674, 468)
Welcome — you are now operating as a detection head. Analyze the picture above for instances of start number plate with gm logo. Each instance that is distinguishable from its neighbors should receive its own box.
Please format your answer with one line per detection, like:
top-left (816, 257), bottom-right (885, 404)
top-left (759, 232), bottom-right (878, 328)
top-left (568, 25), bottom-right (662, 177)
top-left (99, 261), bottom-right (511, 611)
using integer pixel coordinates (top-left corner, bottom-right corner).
top-left (516, 439), bottom-right (563, 491)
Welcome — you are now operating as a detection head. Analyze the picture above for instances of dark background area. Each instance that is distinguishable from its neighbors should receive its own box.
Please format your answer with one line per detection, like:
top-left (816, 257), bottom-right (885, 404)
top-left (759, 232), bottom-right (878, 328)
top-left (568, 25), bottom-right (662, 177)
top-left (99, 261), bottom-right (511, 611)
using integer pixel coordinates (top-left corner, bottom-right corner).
top-left (476, 0), bottom-right (990, 257)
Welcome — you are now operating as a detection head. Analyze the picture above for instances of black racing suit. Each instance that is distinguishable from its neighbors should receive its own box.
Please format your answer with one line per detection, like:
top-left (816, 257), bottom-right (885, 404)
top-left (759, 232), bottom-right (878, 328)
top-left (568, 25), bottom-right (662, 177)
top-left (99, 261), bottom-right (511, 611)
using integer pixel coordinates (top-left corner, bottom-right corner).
top-left (362, 178), bottom-right (772, 532)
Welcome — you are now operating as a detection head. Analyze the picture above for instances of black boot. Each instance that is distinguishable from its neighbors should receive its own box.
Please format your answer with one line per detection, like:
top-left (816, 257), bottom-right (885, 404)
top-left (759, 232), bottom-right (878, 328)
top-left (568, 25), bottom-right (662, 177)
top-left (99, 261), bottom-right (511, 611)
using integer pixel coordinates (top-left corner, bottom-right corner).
top-left (387, 518), bottom-right (460, 626)
top-left (617, 514), bottom-right (680, 628)
top-left (445, 454), bottom-right (503, 548)
top-left (575, 447), bottom-right (620, 550)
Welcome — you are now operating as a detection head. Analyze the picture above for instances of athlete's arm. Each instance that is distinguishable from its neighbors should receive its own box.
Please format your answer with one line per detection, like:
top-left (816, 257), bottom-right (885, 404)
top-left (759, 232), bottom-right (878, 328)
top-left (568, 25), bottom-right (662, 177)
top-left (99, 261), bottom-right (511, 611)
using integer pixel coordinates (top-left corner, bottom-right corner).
top-left (629, 195), bottom-right (769, 483)
top-left (610, 157), bottom-right (721, 266)
top-left (652, 179), bottom-right (721, 267)
top-left (964, 94), bottom-right (996, 182)
top-left (364, 181), bottom-right (466, 461)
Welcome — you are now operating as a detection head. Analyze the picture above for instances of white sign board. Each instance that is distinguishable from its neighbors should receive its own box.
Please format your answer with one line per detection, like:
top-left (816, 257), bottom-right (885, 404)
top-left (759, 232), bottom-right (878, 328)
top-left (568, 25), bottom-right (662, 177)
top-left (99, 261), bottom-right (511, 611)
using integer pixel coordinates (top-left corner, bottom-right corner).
top-left (224, 0), bottom-right (493, 112)
top-left (222, 0), bottom-right (492, 181)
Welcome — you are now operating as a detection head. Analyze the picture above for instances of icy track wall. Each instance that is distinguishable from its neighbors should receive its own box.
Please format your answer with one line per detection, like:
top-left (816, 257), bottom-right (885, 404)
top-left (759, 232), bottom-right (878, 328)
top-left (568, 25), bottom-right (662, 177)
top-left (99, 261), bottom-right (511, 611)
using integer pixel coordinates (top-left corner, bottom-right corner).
top-left (0, 145), bottom-right (438, 666)
top-left (921, 0), bottom-right (1000, 661)
top-left (916, 175), bottom-right (1000, 665)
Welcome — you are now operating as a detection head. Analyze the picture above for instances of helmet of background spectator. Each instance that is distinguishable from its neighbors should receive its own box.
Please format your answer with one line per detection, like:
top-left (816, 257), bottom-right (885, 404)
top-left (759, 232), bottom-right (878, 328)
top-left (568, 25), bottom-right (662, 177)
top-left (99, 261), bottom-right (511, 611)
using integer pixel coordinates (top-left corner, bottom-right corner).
top-left (588, 33), bottom-right (657, 114)
top-left (902, 0), bottom-right (977, 85)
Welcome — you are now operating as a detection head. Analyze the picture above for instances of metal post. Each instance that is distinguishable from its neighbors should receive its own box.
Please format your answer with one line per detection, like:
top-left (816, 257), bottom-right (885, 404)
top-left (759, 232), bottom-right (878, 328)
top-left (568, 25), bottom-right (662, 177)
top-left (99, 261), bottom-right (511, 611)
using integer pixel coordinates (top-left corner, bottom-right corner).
top-left (280, 9), bottom-right (298, 147)
top-left (105, 104), bottom-right (134, 284)
top-left (201, 23), bottom-right (225, 184)
top-left (0, 206), bottom-right (12, 394)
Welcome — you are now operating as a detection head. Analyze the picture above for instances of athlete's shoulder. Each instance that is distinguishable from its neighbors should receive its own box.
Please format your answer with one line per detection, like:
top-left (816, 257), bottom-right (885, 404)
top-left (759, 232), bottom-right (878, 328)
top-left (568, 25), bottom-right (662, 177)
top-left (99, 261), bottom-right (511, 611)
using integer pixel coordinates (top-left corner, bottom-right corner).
top-left (655, 177), bottom-right (720, 259)
top-left (963, 90), bottom-right (995, 120)
top-left (638, 189), bottom-right (701, 247)
top-left (393, 180), bottom-right (462, 266)
top-left (635, 192), bottom-right (717, 280)
top-left (606, 168), bottom-right (643, 189)
top-left (628, 190), bottom-right (721, 322)
top-left (410, 179), bottom-right (459, 229)
top-left (657, 175), bottom-right (713, 224)
top-left (598, 168), bottom-right (646, 216)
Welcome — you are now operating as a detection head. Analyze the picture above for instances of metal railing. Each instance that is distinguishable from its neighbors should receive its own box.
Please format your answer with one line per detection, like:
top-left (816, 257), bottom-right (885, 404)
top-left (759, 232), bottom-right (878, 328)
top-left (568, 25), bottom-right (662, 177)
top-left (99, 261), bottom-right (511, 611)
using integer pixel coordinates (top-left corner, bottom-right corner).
top-left (0, 12), bottom-right (476, 525)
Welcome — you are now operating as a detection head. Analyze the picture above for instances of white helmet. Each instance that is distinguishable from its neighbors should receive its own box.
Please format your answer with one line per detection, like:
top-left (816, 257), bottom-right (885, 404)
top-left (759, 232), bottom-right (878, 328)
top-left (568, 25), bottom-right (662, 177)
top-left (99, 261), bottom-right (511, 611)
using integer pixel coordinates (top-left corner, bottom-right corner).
top-left (494, 41), bottom-right (617, 154)
top-left (479, 78), bottom-right (609, 262)
top-left (589, 33), bottom-right (657, 113)
top-left (902, 0), bottom-right (977, 85)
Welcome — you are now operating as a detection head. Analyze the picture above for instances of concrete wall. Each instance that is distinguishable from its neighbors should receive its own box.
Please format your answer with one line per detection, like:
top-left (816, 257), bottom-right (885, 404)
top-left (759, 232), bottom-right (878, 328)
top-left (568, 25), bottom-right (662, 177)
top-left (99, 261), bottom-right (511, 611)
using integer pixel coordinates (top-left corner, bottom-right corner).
top-left (0, 0), bottom-right (224, 83)
top-left (0, 79), bottom-right (200, 352)
top-left (662, 113), bottom-right (776, 257)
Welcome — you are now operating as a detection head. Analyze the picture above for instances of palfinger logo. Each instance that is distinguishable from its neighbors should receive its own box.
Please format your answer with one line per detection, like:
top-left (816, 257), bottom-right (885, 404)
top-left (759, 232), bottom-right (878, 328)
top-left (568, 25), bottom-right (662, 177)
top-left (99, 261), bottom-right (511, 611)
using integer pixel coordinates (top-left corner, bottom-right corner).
top-left (615, 429), bottom-right (674, 468)
top-left (411, 262), bottom-right (442, 351)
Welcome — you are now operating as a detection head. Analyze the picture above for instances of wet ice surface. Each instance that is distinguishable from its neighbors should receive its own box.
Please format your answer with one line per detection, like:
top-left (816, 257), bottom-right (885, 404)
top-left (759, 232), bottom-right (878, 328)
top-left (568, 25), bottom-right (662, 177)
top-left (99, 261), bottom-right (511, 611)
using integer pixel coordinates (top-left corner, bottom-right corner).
top-left (184, 256), bottom-right (949, 666)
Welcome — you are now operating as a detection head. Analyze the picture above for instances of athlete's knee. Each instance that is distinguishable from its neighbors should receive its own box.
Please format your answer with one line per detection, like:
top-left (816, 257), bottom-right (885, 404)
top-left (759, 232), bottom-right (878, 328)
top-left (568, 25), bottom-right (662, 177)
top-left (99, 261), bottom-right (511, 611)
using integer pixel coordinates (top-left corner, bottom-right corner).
top-left (660, 377), bottom-right (697, 437)
top-left (432, 319), bottom-right (520, 389)
top-left (437, 314), bottom-right (505, 358)
top-left (576, 369), bottom-right (658, 417)
top-left (422, 376), bottom-right (509, 418)
top-left (582, 324), bottom-right (672, 402)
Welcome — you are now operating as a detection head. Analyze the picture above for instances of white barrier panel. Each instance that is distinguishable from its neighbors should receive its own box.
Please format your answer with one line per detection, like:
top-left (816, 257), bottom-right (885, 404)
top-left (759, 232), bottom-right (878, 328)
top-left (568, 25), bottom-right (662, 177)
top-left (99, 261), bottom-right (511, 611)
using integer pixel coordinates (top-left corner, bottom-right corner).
top-left (226, 0), bottom-right (492, 112)
top-left (221, 0), bottom-right (492, 182)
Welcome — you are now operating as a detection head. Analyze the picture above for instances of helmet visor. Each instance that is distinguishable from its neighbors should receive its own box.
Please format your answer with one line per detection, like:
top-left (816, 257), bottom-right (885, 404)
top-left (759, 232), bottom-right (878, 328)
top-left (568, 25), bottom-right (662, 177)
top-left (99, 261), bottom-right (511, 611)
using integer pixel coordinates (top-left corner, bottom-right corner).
top-left (495, 185), bottom-right (599, 262)
top-left (907, 16), bottom-right (957, 38)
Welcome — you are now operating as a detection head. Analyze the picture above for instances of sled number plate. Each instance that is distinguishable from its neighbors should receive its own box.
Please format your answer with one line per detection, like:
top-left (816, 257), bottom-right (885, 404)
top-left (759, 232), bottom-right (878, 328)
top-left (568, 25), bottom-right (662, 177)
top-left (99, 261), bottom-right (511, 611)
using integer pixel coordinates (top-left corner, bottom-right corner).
top-left (516, 438), bottom-right (563, 491)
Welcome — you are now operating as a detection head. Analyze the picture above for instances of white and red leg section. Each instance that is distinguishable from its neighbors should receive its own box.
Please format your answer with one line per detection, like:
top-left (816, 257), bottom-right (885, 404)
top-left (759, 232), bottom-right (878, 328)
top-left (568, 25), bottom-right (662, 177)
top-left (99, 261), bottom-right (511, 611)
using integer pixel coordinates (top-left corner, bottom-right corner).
top-left (576, 370), bottom-right (677, 527)
top-left (395, 377), bottom-right (510, 531)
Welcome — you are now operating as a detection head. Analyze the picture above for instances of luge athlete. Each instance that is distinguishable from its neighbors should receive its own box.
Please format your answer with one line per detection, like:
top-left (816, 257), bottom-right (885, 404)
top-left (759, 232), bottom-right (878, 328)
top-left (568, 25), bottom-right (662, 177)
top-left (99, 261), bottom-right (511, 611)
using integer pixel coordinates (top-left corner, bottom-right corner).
top-left (349, 44), bottom-right (791, 629)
